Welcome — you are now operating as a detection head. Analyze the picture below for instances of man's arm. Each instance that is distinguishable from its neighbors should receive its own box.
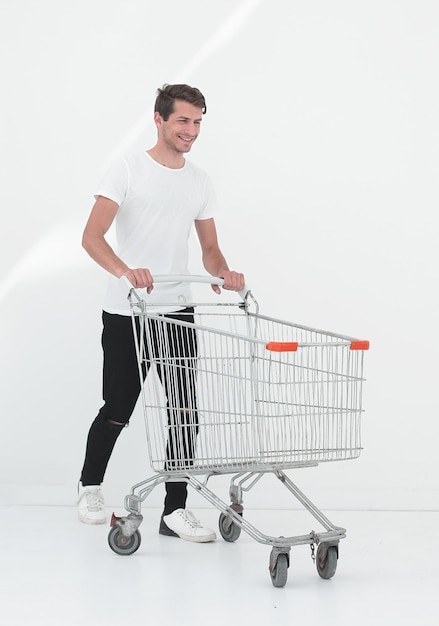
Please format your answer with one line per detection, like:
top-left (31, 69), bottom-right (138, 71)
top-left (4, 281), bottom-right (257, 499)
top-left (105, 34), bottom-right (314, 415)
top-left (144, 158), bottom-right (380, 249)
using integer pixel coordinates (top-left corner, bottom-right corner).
top-left (82, 195), bottom-right (153, 291)
top-left (195, 218), bottom-right (244, 293)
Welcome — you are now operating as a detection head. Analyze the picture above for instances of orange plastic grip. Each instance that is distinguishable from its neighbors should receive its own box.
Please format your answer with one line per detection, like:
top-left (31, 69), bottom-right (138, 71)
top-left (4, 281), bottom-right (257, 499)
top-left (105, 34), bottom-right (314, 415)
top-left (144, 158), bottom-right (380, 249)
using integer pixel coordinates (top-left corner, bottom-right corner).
top-left (350, 340), bottom-right (370, 351)
top-left (265, 342), bottom-right (299, 352)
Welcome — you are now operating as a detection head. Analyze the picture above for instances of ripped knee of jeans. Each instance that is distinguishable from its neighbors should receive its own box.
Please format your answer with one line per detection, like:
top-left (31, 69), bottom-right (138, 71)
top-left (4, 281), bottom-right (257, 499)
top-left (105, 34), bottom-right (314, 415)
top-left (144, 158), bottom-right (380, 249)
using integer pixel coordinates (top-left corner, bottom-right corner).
top-left (96, 409), bottom-right (129, 430)
top-left (106, 418), bottom-right (128, 427)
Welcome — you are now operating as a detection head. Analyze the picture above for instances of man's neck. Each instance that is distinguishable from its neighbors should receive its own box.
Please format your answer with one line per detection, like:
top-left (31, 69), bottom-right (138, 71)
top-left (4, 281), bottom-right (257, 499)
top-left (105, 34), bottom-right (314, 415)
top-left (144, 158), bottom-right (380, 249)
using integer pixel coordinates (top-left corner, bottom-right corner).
top-left (147, 147), bottom-right (185, 169)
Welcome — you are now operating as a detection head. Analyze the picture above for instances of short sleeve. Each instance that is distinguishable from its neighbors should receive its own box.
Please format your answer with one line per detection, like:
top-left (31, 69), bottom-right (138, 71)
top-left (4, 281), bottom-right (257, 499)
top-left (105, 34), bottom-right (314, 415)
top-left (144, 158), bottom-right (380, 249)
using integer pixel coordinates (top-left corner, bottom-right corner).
top-left (94, 158), bottom-right (129, 206)
top-left (196, 174), bottom-right (219, 220)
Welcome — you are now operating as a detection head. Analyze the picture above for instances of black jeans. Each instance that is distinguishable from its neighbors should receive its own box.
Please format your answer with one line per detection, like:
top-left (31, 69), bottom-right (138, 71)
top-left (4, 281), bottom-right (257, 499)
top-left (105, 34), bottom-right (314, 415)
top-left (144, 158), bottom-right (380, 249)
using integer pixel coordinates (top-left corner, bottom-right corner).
top-left (80, 309), bottom-right (198, 514)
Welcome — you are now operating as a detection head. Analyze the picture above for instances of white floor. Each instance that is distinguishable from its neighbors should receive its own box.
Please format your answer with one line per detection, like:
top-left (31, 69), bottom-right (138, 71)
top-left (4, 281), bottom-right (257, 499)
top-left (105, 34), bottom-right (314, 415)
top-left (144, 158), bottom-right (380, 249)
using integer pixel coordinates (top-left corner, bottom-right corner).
top-left (1, 505), bottom-right (438, 626)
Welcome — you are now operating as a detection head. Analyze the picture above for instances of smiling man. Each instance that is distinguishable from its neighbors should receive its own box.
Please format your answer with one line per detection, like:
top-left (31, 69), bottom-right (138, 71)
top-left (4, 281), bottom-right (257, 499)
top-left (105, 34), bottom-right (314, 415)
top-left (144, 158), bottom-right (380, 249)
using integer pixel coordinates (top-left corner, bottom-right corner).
top-left (78, 84), bottom-right (245, 541)
top-left (150, 95), bottom-right (203, 160)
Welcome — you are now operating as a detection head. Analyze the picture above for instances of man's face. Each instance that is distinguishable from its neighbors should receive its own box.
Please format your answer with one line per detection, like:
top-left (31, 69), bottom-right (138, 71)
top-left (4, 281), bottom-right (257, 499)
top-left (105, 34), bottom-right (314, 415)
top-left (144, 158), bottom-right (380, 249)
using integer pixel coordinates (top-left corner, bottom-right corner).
top-left (157, 99), bottom-right (203, 153)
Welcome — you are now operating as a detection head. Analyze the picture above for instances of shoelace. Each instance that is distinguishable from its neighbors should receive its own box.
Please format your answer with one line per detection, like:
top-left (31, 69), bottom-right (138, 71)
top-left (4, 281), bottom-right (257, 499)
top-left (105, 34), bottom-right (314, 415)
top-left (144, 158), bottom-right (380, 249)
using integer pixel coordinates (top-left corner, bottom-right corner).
top-left (181, 510), bottom-right (201, 528)
top-left (84, 490), bottom-right (104, 512)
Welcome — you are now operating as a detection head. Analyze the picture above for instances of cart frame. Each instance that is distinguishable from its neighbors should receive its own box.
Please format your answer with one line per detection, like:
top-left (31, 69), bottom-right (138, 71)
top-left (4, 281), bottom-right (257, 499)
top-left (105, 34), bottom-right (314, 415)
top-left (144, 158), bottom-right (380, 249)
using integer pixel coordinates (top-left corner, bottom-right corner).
top-left (108, 276), bottom-right (369, 587)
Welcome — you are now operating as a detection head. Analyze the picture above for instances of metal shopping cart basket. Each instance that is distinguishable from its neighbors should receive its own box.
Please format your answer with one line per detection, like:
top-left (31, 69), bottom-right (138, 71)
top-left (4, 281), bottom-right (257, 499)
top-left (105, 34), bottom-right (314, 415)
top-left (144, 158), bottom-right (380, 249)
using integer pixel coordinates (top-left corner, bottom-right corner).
top-left (108, 275), bottom-right (369, 587)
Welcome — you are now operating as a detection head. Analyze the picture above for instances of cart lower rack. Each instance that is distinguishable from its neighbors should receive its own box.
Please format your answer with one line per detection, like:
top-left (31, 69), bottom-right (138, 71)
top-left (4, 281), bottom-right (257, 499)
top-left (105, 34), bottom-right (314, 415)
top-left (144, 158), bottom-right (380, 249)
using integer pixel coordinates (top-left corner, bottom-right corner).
top-left (108, 276), bottom-right (369, 587)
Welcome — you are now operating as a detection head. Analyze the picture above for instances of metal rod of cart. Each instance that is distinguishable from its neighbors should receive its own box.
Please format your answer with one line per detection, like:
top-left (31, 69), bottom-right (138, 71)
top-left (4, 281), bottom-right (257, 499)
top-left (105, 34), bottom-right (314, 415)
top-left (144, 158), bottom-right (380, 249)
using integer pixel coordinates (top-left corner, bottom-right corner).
top-left (108, 276), bottom-right (369, 587)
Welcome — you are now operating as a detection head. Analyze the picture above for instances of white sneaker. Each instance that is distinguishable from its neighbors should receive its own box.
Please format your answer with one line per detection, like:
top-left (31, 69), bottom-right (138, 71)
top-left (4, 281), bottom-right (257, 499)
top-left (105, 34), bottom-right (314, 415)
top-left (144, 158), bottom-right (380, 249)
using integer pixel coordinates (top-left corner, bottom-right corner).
top-left (162, 509), bottom-right (216, 543)
top-left (77, 484), bottom-right (107, 525)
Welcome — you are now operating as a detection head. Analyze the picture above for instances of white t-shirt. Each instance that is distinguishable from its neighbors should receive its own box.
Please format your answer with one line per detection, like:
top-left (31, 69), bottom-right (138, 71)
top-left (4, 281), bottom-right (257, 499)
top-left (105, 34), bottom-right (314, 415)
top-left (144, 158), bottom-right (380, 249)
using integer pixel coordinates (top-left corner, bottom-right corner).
top-left (95, 152), bottom-right (218, 314)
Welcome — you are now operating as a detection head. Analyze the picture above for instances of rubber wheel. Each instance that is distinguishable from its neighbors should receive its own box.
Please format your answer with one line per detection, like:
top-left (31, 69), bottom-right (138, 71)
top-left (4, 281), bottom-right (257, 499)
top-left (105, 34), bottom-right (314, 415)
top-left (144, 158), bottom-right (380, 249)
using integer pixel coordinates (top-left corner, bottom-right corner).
top-left (316, 544), bottom-right (338, 579)
top-left (218, 512), bottom-right (242, 542)
top-left (270, 553), bottom-right (289, 588)
top-left (108, 526), bottom-right (141, 555)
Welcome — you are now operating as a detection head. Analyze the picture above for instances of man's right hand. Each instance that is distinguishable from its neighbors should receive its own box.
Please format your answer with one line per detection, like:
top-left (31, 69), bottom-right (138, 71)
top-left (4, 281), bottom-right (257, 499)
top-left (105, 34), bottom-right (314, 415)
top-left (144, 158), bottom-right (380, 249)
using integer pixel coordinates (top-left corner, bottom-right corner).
top-left (122, 268), bottom-right (154, 294)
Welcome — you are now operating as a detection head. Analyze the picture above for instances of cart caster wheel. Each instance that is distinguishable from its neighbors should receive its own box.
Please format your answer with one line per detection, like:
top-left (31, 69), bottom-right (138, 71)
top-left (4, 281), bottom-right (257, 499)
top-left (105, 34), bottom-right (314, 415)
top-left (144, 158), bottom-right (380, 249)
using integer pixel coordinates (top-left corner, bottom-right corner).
top-left (316, 543), bottom-right (338, 579)
top-left (108, 526), bottom-right (141, 555)
top-left (270, 552), bottom-right (289, 588)
top-left (218, 512), bottom-right (242, 542)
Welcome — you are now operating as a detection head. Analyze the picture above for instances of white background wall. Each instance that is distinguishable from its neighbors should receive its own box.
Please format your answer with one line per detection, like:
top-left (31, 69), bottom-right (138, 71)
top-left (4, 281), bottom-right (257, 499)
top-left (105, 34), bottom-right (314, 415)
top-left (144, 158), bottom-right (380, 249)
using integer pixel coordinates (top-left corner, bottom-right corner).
top-left (0, 0), bottom-right (437, 511)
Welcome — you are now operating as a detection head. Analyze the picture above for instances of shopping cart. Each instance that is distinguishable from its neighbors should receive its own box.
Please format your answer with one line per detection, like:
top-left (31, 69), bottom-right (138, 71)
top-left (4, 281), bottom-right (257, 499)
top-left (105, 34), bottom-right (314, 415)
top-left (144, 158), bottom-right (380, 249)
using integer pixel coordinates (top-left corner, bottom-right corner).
top-left (108, 275), bottom-right (369, 587)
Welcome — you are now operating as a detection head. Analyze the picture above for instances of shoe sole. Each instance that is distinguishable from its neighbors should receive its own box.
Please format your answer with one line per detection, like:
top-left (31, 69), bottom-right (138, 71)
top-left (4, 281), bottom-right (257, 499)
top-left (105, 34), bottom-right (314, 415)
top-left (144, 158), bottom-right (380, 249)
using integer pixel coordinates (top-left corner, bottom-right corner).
top-left (175, 533), bottom-right (216, 543)
top-left (78, 514), bottom-right (107, 525)
top-left (159, 527), bottom-right (215, 542)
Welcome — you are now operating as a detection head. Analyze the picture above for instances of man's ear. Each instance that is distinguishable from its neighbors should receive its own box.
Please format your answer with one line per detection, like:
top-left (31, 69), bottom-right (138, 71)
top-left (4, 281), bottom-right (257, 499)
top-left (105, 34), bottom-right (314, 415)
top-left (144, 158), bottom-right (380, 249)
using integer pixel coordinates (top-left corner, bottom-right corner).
top-left (154, 111), bottom-right (163, 129)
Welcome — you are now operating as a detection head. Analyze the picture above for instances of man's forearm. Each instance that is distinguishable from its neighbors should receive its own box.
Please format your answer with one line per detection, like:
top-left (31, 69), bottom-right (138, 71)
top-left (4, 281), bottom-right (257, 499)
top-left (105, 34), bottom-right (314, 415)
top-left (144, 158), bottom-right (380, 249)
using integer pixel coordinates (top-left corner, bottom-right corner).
top-left (202, 248), bottom-right (230, 278)
top-left (82, 233), bottom-right (129, 278)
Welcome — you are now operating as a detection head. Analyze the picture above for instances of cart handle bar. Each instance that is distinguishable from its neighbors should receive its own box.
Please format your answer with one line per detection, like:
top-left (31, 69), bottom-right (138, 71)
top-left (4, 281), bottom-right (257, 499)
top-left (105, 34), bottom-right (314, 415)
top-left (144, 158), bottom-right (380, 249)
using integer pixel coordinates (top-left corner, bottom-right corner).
top-left (119, 274), bottom-right (249, 300)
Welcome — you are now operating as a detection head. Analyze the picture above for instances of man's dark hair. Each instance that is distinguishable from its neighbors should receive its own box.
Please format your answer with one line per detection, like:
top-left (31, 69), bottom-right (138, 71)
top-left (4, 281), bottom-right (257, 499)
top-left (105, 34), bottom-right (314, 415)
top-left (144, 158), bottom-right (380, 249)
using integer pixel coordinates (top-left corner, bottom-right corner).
top-left (154, 84), bottom-right (207, 120)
